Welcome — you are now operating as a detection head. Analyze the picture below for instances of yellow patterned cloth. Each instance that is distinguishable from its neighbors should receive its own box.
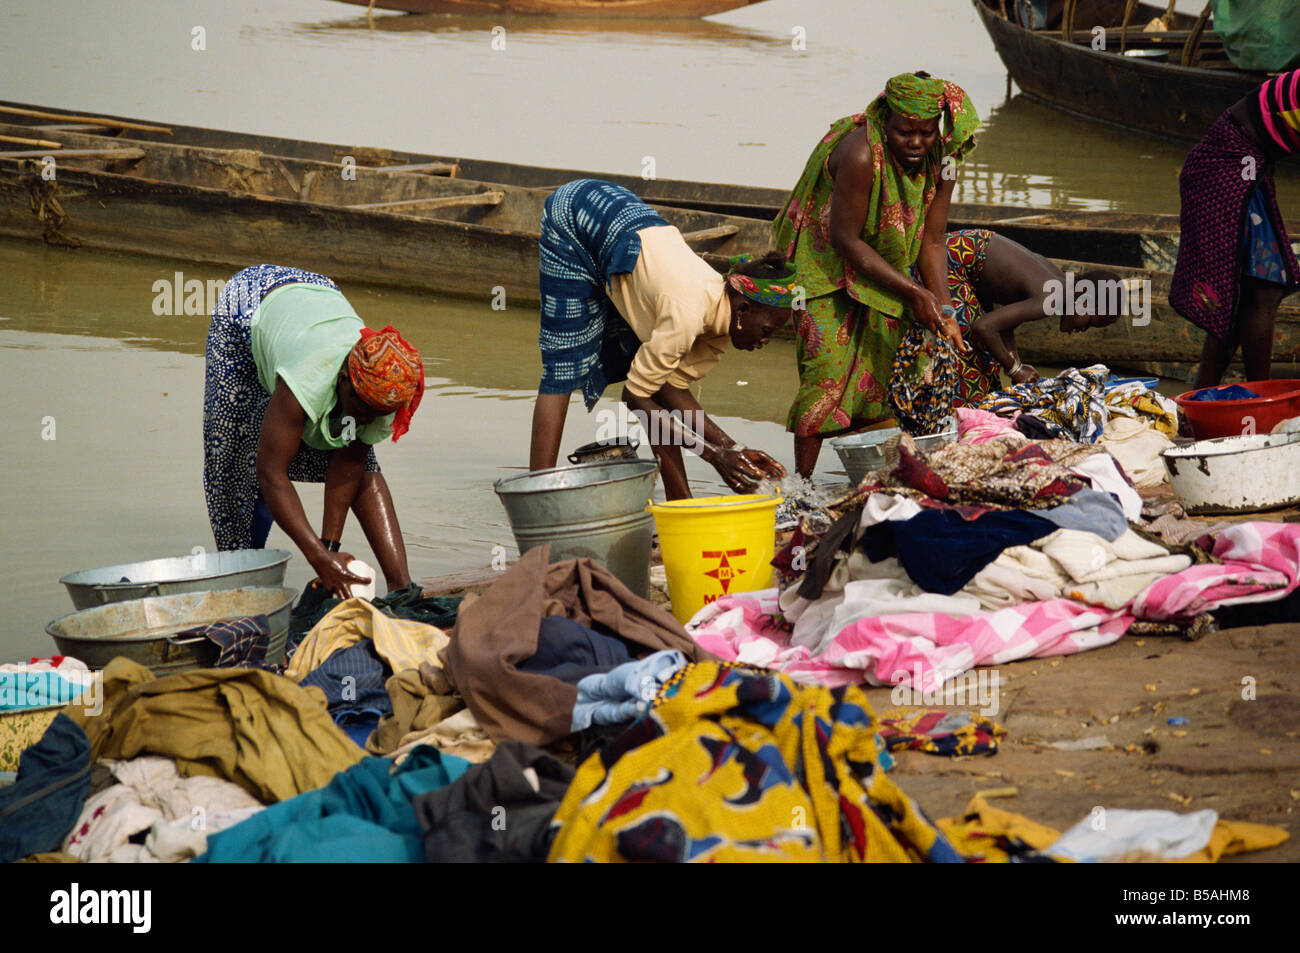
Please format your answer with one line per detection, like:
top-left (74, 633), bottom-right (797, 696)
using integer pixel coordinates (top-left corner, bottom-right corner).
top-left (547, 662), bottom-right (964, 863)
top-left (0, 707), bottom-right (60, 772)
top-left (937, 796), bottom-right (1066, 863)
top-left (1104, 386), bottom-right (1179, 437)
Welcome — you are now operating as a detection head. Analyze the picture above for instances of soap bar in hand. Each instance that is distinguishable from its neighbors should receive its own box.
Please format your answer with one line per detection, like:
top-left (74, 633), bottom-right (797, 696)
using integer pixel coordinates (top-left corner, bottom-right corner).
top-left (346, 559), bottom-right (376, 601)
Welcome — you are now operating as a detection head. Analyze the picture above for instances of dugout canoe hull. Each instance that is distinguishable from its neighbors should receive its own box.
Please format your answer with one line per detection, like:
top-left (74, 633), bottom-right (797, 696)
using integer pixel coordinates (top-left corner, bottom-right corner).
top-left (11, 99), bottom-right (1300, 273)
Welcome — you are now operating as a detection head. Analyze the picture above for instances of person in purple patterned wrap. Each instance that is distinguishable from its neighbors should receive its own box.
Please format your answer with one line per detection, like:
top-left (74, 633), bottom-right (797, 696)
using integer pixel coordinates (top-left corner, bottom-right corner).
top-left (1171, 70), bottom-right (1300, 389)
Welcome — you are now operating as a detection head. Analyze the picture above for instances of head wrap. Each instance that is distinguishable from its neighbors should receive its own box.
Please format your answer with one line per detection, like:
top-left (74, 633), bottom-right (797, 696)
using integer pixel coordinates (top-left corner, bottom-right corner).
top-left (347, 325), bottom-right (424, 442)
top-left (875, 71), bottom-right (980, 163)
top-left (885, 72), bottom-right (946, 119)
top-left (725, 255), bottom-right (801, 309)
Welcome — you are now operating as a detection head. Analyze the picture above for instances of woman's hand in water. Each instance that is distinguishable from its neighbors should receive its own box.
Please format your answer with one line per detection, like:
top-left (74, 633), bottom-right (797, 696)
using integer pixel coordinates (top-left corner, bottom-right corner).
top-left (711, 448), bottom-right (784, 494)
top-left (309, 551), bottom-right (372, 600)
top-left (742, 449), bottom-right (786, 483)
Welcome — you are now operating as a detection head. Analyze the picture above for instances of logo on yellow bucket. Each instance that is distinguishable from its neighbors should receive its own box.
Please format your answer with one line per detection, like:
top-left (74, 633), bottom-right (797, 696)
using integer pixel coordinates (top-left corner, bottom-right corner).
top-left (701, 548), bottom-right (747, 602)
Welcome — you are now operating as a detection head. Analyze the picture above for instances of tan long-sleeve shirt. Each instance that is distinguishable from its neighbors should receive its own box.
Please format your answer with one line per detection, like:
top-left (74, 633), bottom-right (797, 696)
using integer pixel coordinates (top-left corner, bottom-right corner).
top-left (605, 225), bottom-right (732, 398)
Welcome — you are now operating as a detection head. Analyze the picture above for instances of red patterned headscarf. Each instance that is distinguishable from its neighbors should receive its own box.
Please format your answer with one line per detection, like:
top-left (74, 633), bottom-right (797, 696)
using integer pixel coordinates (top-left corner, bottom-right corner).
top-left (347, 325), bottom-right (424, 442)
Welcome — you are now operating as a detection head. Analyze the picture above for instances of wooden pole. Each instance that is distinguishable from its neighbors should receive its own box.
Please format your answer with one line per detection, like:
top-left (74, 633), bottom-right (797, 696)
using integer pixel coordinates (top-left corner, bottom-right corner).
top-left (347, 191), bottom-right (504, 211)
top-left (0, 133), bottom-right (62, 149)
top-left (681, 225), bottom-right (740, 243)
top-left (0, 147), bottom-right (145, 161)
top-left (1120, 0), bottom-right (1140, 52)
top-left (1180, 2), bottom-right (1213, 67)
top-left (366, 161), bottom-right (459, 176)
top-left (0, 105), bottom-right (172, 136)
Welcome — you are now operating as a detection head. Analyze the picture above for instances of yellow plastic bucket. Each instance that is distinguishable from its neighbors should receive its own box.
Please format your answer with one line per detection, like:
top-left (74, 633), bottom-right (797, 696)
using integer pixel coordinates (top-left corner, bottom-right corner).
top-left (647, 493), bottom-right (782, 624)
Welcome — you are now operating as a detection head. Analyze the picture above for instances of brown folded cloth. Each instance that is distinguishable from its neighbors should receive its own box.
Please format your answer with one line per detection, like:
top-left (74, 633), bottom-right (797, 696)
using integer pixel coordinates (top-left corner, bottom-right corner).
top-left (366, 662), bottom-right (464, 756)
top-left (440, 545), bottom-right (710, 747)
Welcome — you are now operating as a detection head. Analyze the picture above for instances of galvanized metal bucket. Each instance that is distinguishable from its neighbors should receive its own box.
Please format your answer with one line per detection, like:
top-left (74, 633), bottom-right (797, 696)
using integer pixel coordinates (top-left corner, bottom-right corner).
top-left (60, 549), bottom-right (292, 610)
top-left (45, 586), bottom-right (297, 674)
top-left (494, 460), bottom-right (659, 598)
top-left (830, 425), bottom-right (958, 486)
top-left (830, 427), bottom-right (902, 486)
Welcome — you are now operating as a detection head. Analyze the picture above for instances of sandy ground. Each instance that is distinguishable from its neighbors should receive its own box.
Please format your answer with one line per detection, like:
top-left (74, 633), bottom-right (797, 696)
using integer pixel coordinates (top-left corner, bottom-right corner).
top-left (861, 621), bottom-right (1300, 861)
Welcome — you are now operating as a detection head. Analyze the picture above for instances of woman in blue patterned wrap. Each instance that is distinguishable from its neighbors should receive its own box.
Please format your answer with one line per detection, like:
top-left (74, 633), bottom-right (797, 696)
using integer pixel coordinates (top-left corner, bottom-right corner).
top-left (529, 179), bottom-right (797, 500)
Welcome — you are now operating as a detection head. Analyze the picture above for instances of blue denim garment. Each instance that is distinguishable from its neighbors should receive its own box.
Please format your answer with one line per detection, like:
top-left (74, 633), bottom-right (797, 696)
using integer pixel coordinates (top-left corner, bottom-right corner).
top-left (571, 650), bottom-right (688, 732)
top-left (1028, 489), bottom-right (1128, 542)
top-left (0, 714), bottom-right (92, 862)
top-left (519, 616), bottom-right (633, 686)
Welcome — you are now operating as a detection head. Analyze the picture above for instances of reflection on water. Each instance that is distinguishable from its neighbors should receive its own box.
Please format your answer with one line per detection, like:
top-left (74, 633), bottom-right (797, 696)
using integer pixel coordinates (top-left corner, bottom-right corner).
top-left (301, 10), bottom-right (776, 45)
top-left (5, 0), bottom-right (1291, 213)
top-left (959, 95), bottom-right (1300, 214)
top-left (0, 239), bottom-right (799, 419)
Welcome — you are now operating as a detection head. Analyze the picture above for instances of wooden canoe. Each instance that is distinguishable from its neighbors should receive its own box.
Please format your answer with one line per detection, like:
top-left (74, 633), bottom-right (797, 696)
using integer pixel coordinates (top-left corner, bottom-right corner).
top-left (10, 99), bottom-right (1298, 274)
top-left (1, 113), bottom-right (1297, 379)
top-left (326, 0), bottom-right (760, 16)
top-left (0, 118), bottom-right (777, 301)
top-left (972, 0), bottom-right (1276, 145)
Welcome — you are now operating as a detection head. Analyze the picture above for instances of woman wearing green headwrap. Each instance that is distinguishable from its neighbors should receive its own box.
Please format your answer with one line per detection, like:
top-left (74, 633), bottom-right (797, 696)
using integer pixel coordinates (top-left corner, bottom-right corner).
top-left (774, 71), bottom-right (980, 477)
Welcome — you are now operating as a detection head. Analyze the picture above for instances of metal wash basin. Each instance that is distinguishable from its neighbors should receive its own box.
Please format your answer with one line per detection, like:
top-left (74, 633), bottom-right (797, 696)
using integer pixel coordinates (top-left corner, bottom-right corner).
top-left (45, 586), bottom-right (298, 674)
top-left (60, 549), bottom-right (292, 610)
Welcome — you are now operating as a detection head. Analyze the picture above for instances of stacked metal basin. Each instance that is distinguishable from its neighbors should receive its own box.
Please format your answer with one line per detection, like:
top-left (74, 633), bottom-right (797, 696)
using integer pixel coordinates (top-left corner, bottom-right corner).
top-left (49, 549), bottom-right (295, 673)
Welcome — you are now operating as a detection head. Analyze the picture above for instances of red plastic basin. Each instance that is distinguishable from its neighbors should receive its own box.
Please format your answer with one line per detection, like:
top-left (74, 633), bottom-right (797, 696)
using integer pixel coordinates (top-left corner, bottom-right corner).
top-left (1173, 379), bottom-right (1300, 440)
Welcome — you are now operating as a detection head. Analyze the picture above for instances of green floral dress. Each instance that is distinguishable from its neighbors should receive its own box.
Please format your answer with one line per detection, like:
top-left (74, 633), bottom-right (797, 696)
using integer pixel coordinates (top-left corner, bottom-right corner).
top-left (774, 86), bottom-right (978, 438)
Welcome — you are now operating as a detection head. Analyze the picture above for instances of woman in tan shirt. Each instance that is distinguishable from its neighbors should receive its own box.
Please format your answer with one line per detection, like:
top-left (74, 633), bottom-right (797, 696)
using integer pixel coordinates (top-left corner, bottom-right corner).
top-left (530, 179), bottom-right (798, 500)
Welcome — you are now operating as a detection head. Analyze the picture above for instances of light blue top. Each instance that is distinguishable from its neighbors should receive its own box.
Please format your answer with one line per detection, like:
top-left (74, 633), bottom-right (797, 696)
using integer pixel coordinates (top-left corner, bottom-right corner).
top-left (250, 284), bottom-right (393, 450)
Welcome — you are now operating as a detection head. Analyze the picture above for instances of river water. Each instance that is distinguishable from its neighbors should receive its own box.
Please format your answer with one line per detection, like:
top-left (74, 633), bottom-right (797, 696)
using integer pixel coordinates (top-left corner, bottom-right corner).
top-left (2, 0), bottom-right (1297, 658)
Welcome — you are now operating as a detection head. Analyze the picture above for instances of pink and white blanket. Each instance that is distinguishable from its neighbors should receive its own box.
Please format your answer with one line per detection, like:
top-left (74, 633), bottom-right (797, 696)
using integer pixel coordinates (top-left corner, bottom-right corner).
top-left (687, 522), bottom-right (1300, 692)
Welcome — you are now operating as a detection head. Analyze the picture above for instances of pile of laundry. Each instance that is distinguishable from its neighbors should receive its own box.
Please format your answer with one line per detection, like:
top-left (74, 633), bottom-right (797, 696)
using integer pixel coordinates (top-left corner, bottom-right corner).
top-left (972, 365), bottom-right (1179, 489)
top-left (4, 443), bottom-right (1295, 863)
top-left (688, 428), bottom-right (1300, 692)
top-left (0, 545), bottom-right (720, 864)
